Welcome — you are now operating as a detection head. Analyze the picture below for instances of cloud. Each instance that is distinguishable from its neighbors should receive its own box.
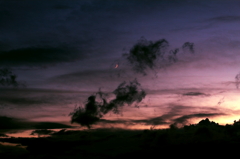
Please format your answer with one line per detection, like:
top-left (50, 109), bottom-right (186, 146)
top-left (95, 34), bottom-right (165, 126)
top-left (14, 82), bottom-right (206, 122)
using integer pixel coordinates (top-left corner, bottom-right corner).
top-left (0, 116), bottom-right (26, 129)
top-left (159, 104), bottom-right (227, 127)
top-left (0, 46), bottom-right (82, 67)
top-left (0, 96), bottom-right (50, 106)
top-left (0, 116), bottom-right (72, 130)
top-left (176, 15), bottom-right (240, 33)
top-left (98, 113), bottom-right (225, 127)
top-left (0, 0), bottom-right (202, 71)
top-left (182, 92), bottom-right (209, 96)
top-left (98, 104), bottom-right (227, 127)
top-left (0, 89), bottom-right (60, 106)
top-left (135, 116), bottom-right (168, 125)
top-left (69, 79), bottom-right (146, 128)
top-left (47, 68), bottom-right (135, 91)
top-left (0, 68), bottom-right (20, 87)
top-left (208, 16), bottom-right (240, 23)
top-left (99, 118), bottom-right (168, 126)
top-left (0, 88), bottom-right (90, 110)
top-left (33, 122), bottom-right (72, 129)
top-left (122, 37), bottom-right (194, 75)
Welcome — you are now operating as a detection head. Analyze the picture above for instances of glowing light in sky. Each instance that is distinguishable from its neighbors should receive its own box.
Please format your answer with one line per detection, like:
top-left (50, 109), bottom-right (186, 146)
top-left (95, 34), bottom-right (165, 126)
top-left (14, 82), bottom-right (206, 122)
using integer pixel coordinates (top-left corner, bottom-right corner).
top-left (115, 64), bottom-right (119, 68)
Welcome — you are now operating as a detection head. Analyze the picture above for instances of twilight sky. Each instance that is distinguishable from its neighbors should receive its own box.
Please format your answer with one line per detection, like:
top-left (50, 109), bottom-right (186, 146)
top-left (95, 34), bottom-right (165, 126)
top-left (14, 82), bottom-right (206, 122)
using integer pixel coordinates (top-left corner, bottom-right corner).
top-left (1, 0), bottom-right (240, 131)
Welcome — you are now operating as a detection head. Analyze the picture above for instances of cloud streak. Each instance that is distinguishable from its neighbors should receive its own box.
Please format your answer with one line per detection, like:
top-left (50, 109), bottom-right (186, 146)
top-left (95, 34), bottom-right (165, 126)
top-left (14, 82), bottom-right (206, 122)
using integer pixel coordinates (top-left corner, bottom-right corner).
top-left (182, 92), bottom-right (209, 96)
top-left (208, 15), bottom-right (240, 23)
top-left (0, 46), bottom-right (82, 67)
top-left (0, 116), bottom-right (72, 130)
top-left (99, 104), bottom-right (227, 127)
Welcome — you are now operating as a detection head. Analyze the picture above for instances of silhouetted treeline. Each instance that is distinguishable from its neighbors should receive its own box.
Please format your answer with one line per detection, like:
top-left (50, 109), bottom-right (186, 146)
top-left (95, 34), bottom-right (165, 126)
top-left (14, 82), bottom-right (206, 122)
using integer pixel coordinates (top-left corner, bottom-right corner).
top-left (2, 118), bottom-right (240, 158)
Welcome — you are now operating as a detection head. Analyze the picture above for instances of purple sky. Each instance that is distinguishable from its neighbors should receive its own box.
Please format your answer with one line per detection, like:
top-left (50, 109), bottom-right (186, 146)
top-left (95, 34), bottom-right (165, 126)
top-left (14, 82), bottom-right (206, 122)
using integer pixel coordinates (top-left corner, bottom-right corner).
top-left (1, 0), bottom-right (240, 130)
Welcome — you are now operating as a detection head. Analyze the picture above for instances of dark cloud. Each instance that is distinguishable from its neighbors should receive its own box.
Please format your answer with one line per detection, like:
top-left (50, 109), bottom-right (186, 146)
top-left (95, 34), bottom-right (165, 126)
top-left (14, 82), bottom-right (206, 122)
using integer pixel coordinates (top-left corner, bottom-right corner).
top-left (208, 15), bottom-right (240, 23)
top-left (69, 79), bottom-right (146, 128)
top-left (0, 46), bottom-right (81, 67)
top-left (0, 116), bottom-right (26, 129)
top-left (0, 96), bottom-right (49, 106)
top-left (182, 42), bottom-right (194, 54)
top-left (136, 116), bottom-right (168, 125)
top-left (0, 0), bottom-right (202, 70)
top-left (123, 37), bottom-right (194, 75)
top-left (30, 129), bottom-right (54, 136)
top-left (32, 122), bottom-right (72, 129)
top-left (0, 88), bottom-right (90, 109)
top-left (99, 104), bottom-right (226, 127)
top-left (99, 118), bottom-right (168, 126)
top-left (0, 1), bottom-right (129, 49)
top-left (0, 116), bottom-right (72, 130)
top-left (0, 90), bottom-right (44, 106)
top-left (123, 37), bottom-right (169, 75)
top-left (182, 92), bottom-right (209, 96)
top-left (0, 68), bottom-right (20, 87)
top-left (105, 79), bottom-right (146, 113)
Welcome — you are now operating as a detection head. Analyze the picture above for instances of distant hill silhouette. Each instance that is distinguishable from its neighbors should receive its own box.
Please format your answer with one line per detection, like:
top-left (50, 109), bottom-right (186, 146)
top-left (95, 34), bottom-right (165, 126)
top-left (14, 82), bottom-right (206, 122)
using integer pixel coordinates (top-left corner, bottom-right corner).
top-left (1, 118), bottom-right (240, 158)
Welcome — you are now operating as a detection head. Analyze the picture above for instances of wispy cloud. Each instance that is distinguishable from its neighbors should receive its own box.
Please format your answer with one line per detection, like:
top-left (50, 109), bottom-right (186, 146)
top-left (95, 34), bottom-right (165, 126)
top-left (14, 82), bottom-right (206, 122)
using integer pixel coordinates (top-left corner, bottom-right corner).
top-left (99, 104), bottom-right (226, 127)
top-left (208, 15), bottom-right (240, 23)
top-left (0, 88), bottom-right (91, 107)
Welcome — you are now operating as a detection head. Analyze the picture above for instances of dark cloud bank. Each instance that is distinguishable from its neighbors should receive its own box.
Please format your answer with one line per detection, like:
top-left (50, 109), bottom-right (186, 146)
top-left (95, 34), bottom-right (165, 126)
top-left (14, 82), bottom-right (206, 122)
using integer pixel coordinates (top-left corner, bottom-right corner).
top-left (0, 46), bottom-right (82, 67)
top-left (0, 116), bottom-right (72, 130)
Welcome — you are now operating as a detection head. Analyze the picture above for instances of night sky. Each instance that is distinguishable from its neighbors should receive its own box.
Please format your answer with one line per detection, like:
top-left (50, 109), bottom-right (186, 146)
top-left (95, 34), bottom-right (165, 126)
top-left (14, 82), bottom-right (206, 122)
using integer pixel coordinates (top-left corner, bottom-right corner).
top-left (1, 0), bottom-right (240, 132)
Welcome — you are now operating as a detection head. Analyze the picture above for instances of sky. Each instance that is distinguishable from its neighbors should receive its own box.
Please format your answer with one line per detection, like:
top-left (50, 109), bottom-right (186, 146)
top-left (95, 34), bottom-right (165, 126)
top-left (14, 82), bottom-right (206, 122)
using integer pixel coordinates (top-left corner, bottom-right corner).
top-left (1, 0), bottom-right (240, 132)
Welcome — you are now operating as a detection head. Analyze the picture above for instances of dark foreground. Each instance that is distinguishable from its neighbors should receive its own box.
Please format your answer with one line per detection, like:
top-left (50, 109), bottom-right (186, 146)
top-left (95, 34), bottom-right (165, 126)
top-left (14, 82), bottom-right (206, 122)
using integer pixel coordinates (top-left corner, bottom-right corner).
top-left (1, 119), bottom-right (240, 158)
